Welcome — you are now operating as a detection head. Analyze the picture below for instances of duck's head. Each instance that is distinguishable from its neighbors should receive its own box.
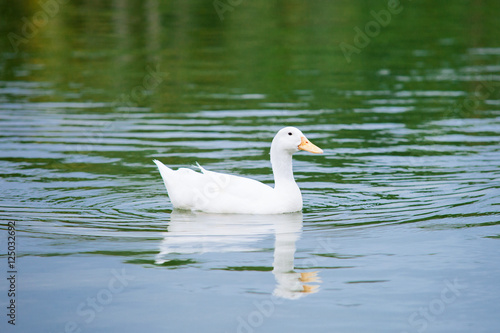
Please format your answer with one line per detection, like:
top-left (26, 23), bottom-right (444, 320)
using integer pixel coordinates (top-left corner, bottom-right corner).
top-left (272, 127), bottom-right (323, 154)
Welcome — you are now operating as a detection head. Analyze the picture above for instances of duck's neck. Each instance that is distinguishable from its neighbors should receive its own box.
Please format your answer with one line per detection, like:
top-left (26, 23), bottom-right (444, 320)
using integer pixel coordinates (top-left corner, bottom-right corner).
top-left (270, 147), bottom-right (296, 190)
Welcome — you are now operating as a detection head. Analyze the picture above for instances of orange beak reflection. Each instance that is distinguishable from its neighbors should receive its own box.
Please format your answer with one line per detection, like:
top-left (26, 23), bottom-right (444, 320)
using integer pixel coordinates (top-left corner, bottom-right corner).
top-left (298, 136), bottom-right (323, 154)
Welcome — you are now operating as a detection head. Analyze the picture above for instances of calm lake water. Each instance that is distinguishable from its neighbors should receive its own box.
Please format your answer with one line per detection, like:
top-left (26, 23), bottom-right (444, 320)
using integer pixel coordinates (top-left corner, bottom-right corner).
top-left (1, 1), bottom-right (500, 332)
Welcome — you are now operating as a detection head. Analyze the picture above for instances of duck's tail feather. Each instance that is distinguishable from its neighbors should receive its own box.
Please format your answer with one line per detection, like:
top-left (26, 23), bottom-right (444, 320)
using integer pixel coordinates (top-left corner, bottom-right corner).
top-left (153, 159), bottom-right (174, 182)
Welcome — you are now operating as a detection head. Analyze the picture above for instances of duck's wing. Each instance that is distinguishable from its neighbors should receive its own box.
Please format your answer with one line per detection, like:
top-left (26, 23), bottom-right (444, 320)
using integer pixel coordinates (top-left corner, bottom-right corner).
top-left (154, 160), bottom-right (274, 212)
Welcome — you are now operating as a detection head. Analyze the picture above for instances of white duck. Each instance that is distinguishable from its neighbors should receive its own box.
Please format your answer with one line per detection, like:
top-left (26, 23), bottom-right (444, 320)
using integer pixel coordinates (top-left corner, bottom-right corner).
top-left (153, 127), bottom-right (323, 214)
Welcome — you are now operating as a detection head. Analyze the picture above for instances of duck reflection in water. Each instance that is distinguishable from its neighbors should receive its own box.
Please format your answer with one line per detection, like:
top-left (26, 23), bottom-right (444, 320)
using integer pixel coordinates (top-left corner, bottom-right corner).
top-left (155, 211), bottom-right (320, 299)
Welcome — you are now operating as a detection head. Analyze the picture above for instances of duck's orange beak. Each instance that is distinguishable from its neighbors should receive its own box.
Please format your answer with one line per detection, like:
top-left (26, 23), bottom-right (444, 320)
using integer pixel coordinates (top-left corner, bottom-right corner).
top-left (298, 136), bottom-right (323, 154)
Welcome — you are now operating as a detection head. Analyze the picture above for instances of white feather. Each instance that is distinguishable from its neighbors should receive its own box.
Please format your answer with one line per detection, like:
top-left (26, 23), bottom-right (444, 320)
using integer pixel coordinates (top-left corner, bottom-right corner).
top-left (153, 127), bottom-right (322, 214)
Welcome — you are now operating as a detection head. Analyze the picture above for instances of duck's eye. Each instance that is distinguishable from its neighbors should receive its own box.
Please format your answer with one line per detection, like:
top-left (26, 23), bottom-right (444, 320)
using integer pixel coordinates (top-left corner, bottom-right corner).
top-left (288, 132), bottom-right (292, 136)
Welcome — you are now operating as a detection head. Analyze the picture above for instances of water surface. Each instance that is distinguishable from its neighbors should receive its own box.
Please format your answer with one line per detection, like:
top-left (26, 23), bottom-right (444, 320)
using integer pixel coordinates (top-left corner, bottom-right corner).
top-left (1, 1), bottom-right (500, 332)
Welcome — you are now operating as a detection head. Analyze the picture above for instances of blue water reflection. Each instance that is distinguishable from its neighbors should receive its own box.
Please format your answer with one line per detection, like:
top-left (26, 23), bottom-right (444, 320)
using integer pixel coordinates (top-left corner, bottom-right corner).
top-left (1, 0), bottom-right (500, 332)
top-left (156, 211), bottom-right (320, 299)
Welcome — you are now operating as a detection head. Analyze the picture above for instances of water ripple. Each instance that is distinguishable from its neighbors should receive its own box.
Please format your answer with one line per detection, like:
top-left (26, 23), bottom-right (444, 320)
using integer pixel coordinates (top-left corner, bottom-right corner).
top-left (1, 91), bottom-right (499, 252)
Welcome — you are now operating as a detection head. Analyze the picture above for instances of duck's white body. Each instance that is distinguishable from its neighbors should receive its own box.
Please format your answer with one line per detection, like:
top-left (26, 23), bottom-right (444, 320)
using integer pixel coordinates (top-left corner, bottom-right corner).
top-left (154, 127), bottom-right (322, 214)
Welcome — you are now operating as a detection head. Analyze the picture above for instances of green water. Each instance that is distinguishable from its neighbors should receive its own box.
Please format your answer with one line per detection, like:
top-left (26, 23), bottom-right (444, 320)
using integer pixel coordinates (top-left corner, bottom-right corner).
top-left (1, 0), bottom-right (500, 332)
